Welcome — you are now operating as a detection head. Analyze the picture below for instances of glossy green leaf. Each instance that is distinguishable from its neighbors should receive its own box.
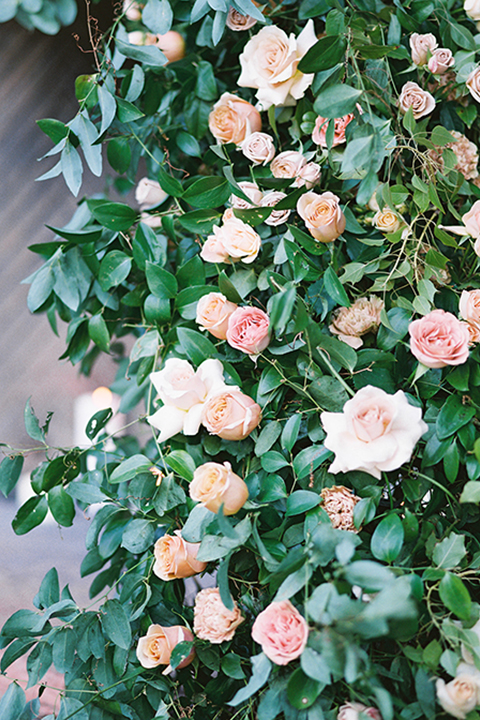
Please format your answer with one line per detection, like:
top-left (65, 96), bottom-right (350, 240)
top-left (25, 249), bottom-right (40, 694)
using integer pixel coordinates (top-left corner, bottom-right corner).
top-left (299, 35), bottom-right (346, 72)
top-left (436, 395), bottom-right (476, 440)
top-left (370, 514), bottom-right (404, 563)
top-left (439, 572), bottom-right (471, 620)
top-left (101, 599), bottom-right (132, 650)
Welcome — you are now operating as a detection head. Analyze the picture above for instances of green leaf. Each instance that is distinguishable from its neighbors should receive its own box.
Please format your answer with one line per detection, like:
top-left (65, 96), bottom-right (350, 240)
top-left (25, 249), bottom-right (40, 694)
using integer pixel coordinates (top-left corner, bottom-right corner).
top-left (222, 653), bottom-right (245, 680)
top-left (110, 454), bottom-right (152, 484)
top-left (1, 638), bottom-right (36, 673)
top-left (281, 414), bottom-right (302, 453)
top-left (26, 641), bottom-right (52, 688)
top-left (287, 667), bottom-right (322, 709)
top-left (153, 473), bottom-right (187, 515)
top-left (183, 176), bottom-right (231, 208)
top-left (116, 97), bottom-right (145, 123)
top-left (107, 137), bottom-right (132, 175)
top-left (145, 262), bottom-right (178, 299)
top-left (88, 314), bottom-right (110, 352)
top-left (177, 130), bottom-right (201, 157)
top-left (24, 398), bottom-right (45, 443)
top-left (460, 480), bottom-right (480, 504)
top-left (121, 518), bottom-right (155, 553)
top-left (177, 327), bottom-right (218, 365)
top-left (98, 84), bottom-right (117, 136)
top-left (261, 451), bottom-right (289, 473)
top-left (48, 486), bottom-right (75, 527)
top-left (286, 490), bottom-right (320, 516)
top-left (157, 167), bottom-right (183, 197)
top-left (314, 334), bottom-right (357, 372)
top-left (269, 286), bottom-right (297, 333)
top-left (170, 641), bottom-right (194, 670)
top-left (61, 141), bottom-right (83, 196)
top-left (142, 0), bottom-right (173, 34)
top-left (255, 421), bottom-right (282, 456)
top-left (274, 563), bottom-right (313, 601)
top-left (0, 682), bottom-right (26, 720)
top-left (165, 450), bottom-right (196, 481)
top-left (436, 395), bottom-right (476, 440)
top-left (432, 533), bottom-right (466, 569)
top-left (69, 111), bottom-right (102, 177)
top-left (37, 118), bottom-right (68, 144)
top-left (101, 599), bottom-right (132, 650)
top-left (439, 572), bottom-right (471, 620)
top-left (12, 495), bottom-right (48, 535)
top-left (178, 209), bottom-right (220, 234)
top-left (343, 560), bottom-right (394, 591)
top-left (46, 224), bottom-right (102, 244)
top-left (66, 481), bottom-right (108, 504)
top-left (98, 250), bottom-right (132, 291)
top-left (0, 455), bottom-right (24, 498)
top-left (218, 553), bottom-right (234, 611)
top-left (52, 627), bottom-right (76, 673)
top-left (313, 84), bottom-right (362, 119)
top-left (293, 445), bottom-right (331, 479)
top-left (310, 376), bottom-right (349, 412)
top-left (86, 408), bottom-right (113, 440)
top-left (92, 202), bottom-right (138, 232)
top-left (298, 35), bottom-right (347, 72)
top-left (229, 653), bottom-right (272, 706)
top-left (370, 514), bottom-right (404, 563)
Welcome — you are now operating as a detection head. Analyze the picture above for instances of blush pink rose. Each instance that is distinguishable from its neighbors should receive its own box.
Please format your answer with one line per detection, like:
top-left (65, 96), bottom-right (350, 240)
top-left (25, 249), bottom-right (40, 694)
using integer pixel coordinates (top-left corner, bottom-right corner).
top-left (202, 389), bottom-right (262, 440)
top-left (408, 309), bottom-right (470, 368)
top-left (297, 191), bottom-right (346, 243)
top-left (459, 289), bottom-right (480, 329)
top-left (226, 306), bottom-right (270, 355)
top-left (312, 113), bottom-right (354, 147)
top-left (427, 48), bottom-right (455, 74)
top-left (409, 33), bottom-right (438, 66)
top-left (251, 600), bottom-right (309, 665)
top-left (338, 703), bottom-right (382, 720)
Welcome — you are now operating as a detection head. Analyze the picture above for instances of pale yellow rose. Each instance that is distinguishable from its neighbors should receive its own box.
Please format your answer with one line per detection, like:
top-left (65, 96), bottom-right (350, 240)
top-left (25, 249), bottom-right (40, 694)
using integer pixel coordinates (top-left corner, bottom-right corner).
top-left (153, 531), bottom-right (207, 581)
top-left (320, 485), bottom-right (361, 532)
top-left (135, 177), bottom-right (168, 210)
top-left (436, 664), bottom-right (480, 719)
top-left (193, 588), bottom-right (244, 643)
top-left (196, 293), bottom-right (238, 339)
top-left (373, 208), bottom-right (402, 233)
top-left (409, 33), bottom-right (438, 65)
top-left (190, 461), bottom-right (249, 515)
top-left (270, 150), bottom-right (306, 179)
top-left (398, 81), bottom-right (435, 119)
top-left (136, 624), bottom-right (194, 673)
top-left (241, 132), bottom-right (276, 165)
top-left (209, 92), bottom-right (261, 145)
top-left (202, 389), bottom-right (262, 440)
top-left (226, 7), bottom-right (257, 31)
top-left (467, 67), bottom-right (480, 103)
top-left (297, 191), bottom-right (346, 243)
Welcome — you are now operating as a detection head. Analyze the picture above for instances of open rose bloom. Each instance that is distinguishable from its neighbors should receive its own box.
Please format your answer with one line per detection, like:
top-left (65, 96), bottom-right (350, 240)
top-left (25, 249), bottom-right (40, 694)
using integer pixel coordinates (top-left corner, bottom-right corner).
top-left (209, 92), bottom-right (261, 145)
top-left (202, 389), bottom-right (262, 440)
top-left (409, 309), bottom-right (470, 368)
top-left (153, 531), bottom-right (207, 581)
top-left (226, 306), bottom-right (271, 355)
top-left (136, 624), bottom-right (194, 674)
top-left (330, 296), bottom-right (384, 349)
top-left (189, 461), bottom-right (249, 515)
top-left (297, 191), bottom-right (346, 242)
top-left (436, 663), bottom-right (480, 719)
top-left (321, 385), bottom-right (428, 479)
top-left (320, 485), bottom-right (361, 532)
top-left (201, 217), bottom-right (262, 264)
top-left (312, 113), bottom-right (354, 147)
top-left (252, 600), bottom-right (309, 665)
top-left (194, 588), bottom-right (244, 643)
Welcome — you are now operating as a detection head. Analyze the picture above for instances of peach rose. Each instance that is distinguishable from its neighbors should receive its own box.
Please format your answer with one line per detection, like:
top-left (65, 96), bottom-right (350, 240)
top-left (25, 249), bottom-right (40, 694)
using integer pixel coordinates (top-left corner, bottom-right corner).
top-left (329, 296), bottom-right (384, 349)
top-left (398, 81), bottom-right (436, 119)
top-left (242, 132), bottom-right (276, 165)
top-left (251, 600), bottom-right (309, 665)
top-left (196, 292), bottom-right (238, 340)
top-left (153, 531), bottom-right (207, 581)
top-left (467, 323), bottom-right (480, 344)
top-left (312, 113), bottom-right (354, 147)
top-left (467, 67), bottom-right (480, 103)
top-left (428, 48), bottom-right (455, 74)
top-left (136, 624), bottom-right (194, 673)
top-left (155, 31), bottom-right (185, 63)
top-left (338, 703), bottom-right (382, 720)
top-left (135, 177), bottom-right (168, 210)
top-left (410, 33), bottom-right (438, 66)
top-left (190, 461), bottom-right (249, 515)
top-left (373, 208), bottom-right (402, 233)
top-left (209, 92), bottom-right (261, 145)
top-left (238, 20), bottom-right (317, 109)
top-left (270, 150), bottom-right (306, 179)
top-left (226, 306), bottom-right (270, 355)
top-left (261, 191), bottom-right (291, 225)
top-left (201, 217), bottom-right (262, 264)
top-left (320, 485), bottom-right (361, 533)
top-left (226, 7), bottom-right (257, 31)
top-left (459, 290), bottom-right (480, 329)
top-left (321, 385), bottom-right (428, 479)
top-left (409, 309), bottom-right (470, 368)
top-left (436, 664), bottom-right (480, 719)
top-left (230, 181), bottom-right (263, 210)
top-left (294, 162), bottom-right (322, 189)
top-left (202, 389), bottom-right (262, 440)
top-left (297, 191), bottom-right (346, 243)
top-left (194, 588), bottom-right (244, 643)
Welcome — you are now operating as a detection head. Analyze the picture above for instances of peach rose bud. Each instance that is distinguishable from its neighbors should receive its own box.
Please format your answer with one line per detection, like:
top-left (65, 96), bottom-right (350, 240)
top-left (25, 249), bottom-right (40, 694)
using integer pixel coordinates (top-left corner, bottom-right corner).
top-left (373, 209), bottom-right (402, 233)
top-left (194, 588), bottom-right (244, 643)
top-left (196, 292), bottom-right (238, 340)
top-left (226, 306), bottom-right (271, 355)
top-left (209, 92), bottom-right (261, 145)
top-left (153, 531), bottom-right (207, 581)
top-left (242, 132), bottom-right (276, 166)
top-left (155, 31), bottom-right (185, 63)
top-left (189, 461), bottom-right (249, 515)
top-left (297, 191), bottom-right (346, 243)
top-left (135, 177), bottom-right (168, 210)
top-left (427, 48), bottom-right (455, 74)
top-left (312, 113), bottom-right (354, 147)
top-left (136, 624), bottom-right (194, 673)
top-left (408, 309), bottom-right (470, 368)
top-left (252, 600), bottom-right (309, 665)
top-left (202, 389), bottom-right (262, 440)
top-left (409, 33), bottom-right (438, 65)
top-left (398, 81), bottom-right (436, 119)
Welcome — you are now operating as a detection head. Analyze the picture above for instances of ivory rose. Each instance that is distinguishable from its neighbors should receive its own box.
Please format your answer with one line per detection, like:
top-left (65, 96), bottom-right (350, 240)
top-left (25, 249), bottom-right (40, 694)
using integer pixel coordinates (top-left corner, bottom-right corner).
top-left (321, 385), bottom-right (428, 479)
top-left (230, 181), bottom-right (263, 210)
top-left (261, 191), bottom-right (291, 226)
top-left (194, 588), bottom-right (244, 643)
top-left (200, 217), bottom-right (262, 264)
top-left (329, 296), bottom-right (384, 349)
top-left (459, 290), bottom-right (480, 329)
top-left (297, 191), bottom-right (346, 243)
top-left (227, 306), bottom-right (270, 355)
top-left (123, 0), bottom-right (142, 21)
top-left (196, 292), bottom-right (238, 340)
top-left (294, 162), bottom-right (322, 189)
top-left (467, 67), bottom-right (480, 103)
top-left (208, 92), bottom-right (261, 145)
top-left (238, 21), bottom-right (317, 109)
top-left (409, 33), bottom-right (438, 65)
top-left (189, 461), bottom-right (249, 515)
top-left (251, 600), bottom-right (309, 665)
top-left (337, 703), bottom-right (382, 720)
top-left (135, 177), bottom-right (168, 210)
top-left (399, 81), bottom-right (436, 119)
top-left (153, 531), bottom-right (207, 581)
top-left (226, 7), bottom-right (257, 31)
top-left (409, 309), bottom-right (470, 368)
top-left (428, 48), bottom-right (455, 74)
top-left (312, 113), bottom-right (354, 147)
top-left (241, 132), bottom-right (275, 165)
top-left (136, 624), bottom-right (194, 673)
top-left (320, 485), bottom-right (361, 533)
top-left (271, 150), bottom-right (306, 179)
top-left (373, 208), bottom-right (402, 234)
top-left (202, 389), bottom-right (262, 440)
top-left (465, 0), bottom-right (480, 22)
top-left (436, 663), bottom-right (480, 719)
top-left (147, 358), bottom-right (229, 442)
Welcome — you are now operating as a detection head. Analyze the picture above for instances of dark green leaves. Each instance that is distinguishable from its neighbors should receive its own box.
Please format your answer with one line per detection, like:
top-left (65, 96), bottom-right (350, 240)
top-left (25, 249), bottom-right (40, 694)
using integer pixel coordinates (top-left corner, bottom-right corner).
top-left (183, 176), bottom-right (231, 208)
top-left (92, 203), bottom-right (138, 232)
top-left (371, 514), bottom-right (404, 563)
top-left (436, 395), bottom-right (476, 440)
top-left (0, 455), bottom-right (24, 498)
top-left (299, 35), bottom-right (347, 72)
top-left (12, 495), bottom-right (49, 535)
top-left (101, 599), bottom-right (132, 649)
top-left (313, 85), bottom-right (362, 119)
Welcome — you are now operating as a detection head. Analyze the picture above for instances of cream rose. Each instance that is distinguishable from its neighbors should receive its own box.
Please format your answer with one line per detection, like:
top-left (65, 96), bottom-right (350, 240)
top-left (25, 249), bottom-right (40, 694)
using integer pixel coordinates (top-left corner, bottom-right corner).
top-left (294, 162), bottom-right (322, 189)
top-left (209, 92), bottom-right (261, 145)
top-left (320, 485), bottom-right (361, 533)
top-left (190, 461), bottom-right (249, 515)
top-left (261, 191), bottom-right (291, 226)
top-left (399, 81), bottom-right (436, 119)
top-left (410, 33), bottom-right (438, 66)
top-left (202, 389), bottom-right (262, 440)
top-left (297, 191), bottom-right (346, 243)
top-left (428, 48), bottom-right (455, 75)
top-left (251, 600), bottom-right (309, 665)
top-left (226, 306), bottom-right (271, 355)
top-left (459, 290), bottom-right (480, 329)
top-left (338, 703), bottom-right (382, 720)
top-left (135, 177), bottom-right (168, 210)
top-left (408, 309), bottom-right (470, 368)
top-left (329, 296), bottom-right (384, 349)
top-left (241, 132), bottom-right (276, 165)
top-left (270, 150), bottom-right (306, 179)
top-left (467, 67), bottom-right (480, 103)
top-left (226, 7), bottom-right (257, 31)
top-left (465, 0), bottom-right (480, 22)
top-left (312, 113), bottom-right (354, 147)
top-left (196, 292), bottom-right (238, 340)
top-left (153, 531), bottom-right (207, 581)
top-left (201, 217), bottom-right (262, 265)
top-left (136, 624), bottom-right (194, 675)
top-left (443, 200), bottom-right (480, 238)
top-left (373, 208), bottom-right (402, 233)
top-left (194, 588), bottom-right (244, 643)
top-left (230, 181), bottom-right (263, 210)
top-left (321, 385), bottom-right (428, 479)
top-left (436, 664), bottom-right (480, 719)
top-left (238, 21), bottom-right (317, 109)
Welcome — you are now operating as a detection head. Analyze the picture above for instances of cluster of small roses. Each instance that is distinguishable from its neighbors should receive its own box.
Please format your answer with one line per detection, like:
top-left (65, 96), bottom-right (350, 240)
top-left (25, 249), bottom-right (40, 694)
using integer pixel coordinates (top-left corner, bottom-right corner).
top-left (196, 292), bottom-right (270, 356)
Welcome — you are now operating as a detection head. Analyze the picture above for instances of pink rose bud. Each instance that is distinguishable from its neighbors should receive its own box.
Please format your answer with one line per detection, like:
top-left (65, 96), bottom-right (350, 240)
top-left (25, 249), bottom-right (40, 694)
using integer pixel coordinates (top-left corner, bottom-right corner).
top-left (251, 600), bottom-right (309, 665)
top-left (226, 306), bottom-right (270, 355)
top-left (427, 48), bottom-right (455, 74)
top-left (409, 32), bottom-right (438, 65)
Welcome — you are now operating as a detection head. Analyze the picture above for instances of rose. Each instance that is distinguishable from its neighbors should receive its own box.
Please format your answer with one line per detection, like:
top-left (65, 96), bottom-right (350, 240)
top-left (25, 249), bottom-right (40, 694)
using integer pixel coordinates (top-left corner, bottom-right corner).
top-left (135, 177), bottom-right (168, 210)
top-left (320, 485), bottom-right (361, 533)
top-left (312, 113), bottom-right (354, 147)
top-left (140, 212), bottom-right (162, 228)
top-left (200, 217), bottom-right (262, 265)
top-left (436, 664), bottom-right (480, 719)
top-left (321, 385), bottom-right (428, 479)
top-left (194, 588), bottom-right (244, 643)
top-left (398, 82), bottom-right (436, 119)
top-left (270, 150), bottom-right (306, 179)
top-left (251, 600), bottom-right (309, 665)
top-left (189, 461), bottom-right (249, 514)
top-left (261, 191), bottom-right (291, 226)
top-left (329, 296), bottom-right (384, 349)
top-left (475, 237), bottom-right (480, 257)
top-left (241, 132), bottom-right (276, 165)
top-left (409, 309), bottom-right (470, 368)
top-left (123, 0), bottom-right (143, 21)
top-left (464, 201), bottom-right (480, 237)
top-left (136, 624), bottom-right (194, 673)
top-left (409, 33), bottom-right (438, 65)
top-left (128, 30), bottom-right (148, 45)
top-left (153, 531), bottom-right (207, 581)
top-left (459, 290), bottom-right (480, 329)
top-left (294, 162), bottom-right (322, 189)
top-left (373, 209), bottom-right (402, 233)
top-left (226, 7), bottom-right (257, 31)
top-left (338, 703), bottom-right (382, 720)
top-left (428, 48), bottom-right (455, 74)
top-left (238, 21), bottom-right (317, 109)
top-left (465, 0), bottom-right (480, 22)
top-left (155, 31), bottom-right (185, 63)
top-left (196, 293), bottom-right (238, 340)
top-left (208, 92), bottom-right (261, 145)
top-left (467, 67), bottom-right (480, 103)
top-left (297, 191), bottom-right (346, 243)
top-left (148, 358), bottom-right (229, 441)
top-left (230, 181), bottom-right (263, 209)
top-left (226, 306), bottom-right (271, 355)
top-left (202, 389), bottom-right (262, 440)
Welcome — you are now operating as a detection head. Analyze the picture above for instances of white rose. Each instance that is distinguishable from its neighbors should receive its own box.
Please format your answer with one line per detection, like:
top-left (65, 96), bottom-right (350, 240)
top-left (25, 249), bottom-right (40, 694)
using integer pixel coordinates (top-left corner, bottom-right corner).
top-left (135, 177), bottom-right (168, 210)
top-left (237, 20), bottom-right (317, 110)
top-left (241, 132), bottom-right (276, 165)
top-left (465, 0), bottom-right (480, 22)
top-left (321, 385), bottom-right (428, 479)
top-left (436, 664), bottom-right (480, 719)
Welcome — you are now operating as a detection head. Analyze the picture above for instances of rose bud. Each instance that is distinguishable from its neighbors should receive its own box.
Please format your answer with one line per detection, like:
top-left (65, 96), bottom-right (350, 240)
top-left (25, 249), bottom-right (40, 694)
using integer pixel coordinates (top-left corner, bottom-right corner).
top-left (153, 531), bottom-right (207, 581)
top-left (194, 588), bottom-right (244, 643)
top-left (209, 92), bottom-right (261, 145)
top-left (135, 177), bottom-right (168, 210)
top-left (196, 292), bottom-right (238, 340)
top-left (136, 624), bottom-right (194, 673)
top-left (467, 66), bottom-right (480, 103)
top-left (297, 191), bottom-right (346, 243)
top-left (202, 389), bottom-right (262, 440)
top-left (155, 31), bottom-right (185, 63)
top-left (409, 32), bottom-right (438, 66)
top-left (427, 48), bottom-right (455, 74)
top-left (189, 461), bottom-right (249, 515)
top-left (226, 306), bottom-right (270, 355)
